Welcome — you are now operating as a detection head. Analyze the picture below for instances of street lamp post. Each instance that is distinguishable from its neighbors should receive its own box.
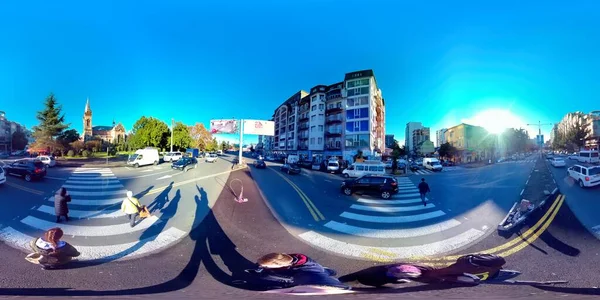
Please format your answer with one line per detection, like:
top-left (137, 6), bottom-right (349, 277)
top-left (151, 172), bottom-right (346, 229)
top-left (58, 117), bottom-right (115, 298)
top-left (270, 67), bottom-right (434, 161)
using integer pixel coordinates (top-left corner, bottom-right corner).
top-left (170, 118), bottom-right (174, 153)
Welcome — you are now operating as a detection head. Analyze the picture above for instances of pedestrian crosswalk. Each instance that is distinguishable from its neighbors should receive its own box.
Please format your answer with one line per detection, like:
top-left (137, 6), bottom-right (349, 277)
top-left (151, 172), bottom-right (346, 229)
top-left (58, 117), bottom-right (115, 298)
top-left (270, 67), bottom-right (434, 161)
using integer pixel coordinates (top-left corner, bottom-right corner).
top-left (0, 168), bottom-right (187, 261)
top-left (411, 166), bottom-right (461, 175)
top-left (297, 177), bottom-right (486, 261)
top-left (497, 159), bottom-right (537, 164)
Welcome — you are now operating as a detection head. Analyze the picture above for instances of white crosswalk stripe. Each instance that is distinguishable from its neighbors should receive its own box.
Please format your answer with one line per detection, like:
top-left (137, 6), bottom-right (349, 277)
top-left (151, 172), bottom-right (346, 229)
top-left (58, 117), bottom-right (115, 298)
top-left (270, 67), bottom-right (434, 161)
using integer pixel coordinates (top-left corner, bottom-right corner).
top-left (0, 168), bottom-right (187, 261)
top-left (300, 178), bottom-right (486, 261)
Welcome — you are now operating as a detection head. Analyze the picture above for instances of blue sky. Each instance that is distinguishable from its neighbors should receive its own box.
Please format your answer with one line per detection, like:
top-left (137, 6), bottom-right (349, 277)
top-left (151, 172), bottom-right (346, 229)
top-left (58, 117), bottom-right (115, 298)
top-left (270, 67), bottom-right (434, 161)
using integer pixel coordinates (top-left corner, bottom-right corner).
top-left (1, 0), bottom-right (599, 145)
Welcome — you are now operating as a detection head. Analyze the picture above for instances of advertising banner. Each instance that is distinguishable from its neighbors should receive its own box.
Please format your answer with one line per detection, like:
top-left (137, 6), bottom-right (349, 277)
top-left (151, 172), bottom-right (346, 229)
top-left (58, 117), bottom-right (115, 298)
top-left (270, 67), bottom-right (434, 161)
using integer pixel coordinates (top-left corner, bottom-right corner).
top-left (243, 120), bottom-right (275, 136)
top-left (210, 119), bottom-right (238, 134)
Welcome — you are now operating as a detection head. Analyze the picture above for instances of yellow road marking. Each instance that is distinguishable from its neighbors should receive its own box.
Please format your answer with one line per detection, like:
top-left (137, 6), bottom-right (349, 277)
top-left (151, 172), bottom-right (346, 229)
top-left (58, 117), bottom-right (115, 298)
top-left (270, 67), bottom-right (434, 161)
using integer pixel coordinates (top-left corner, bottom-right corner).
top-left (497, 196), bottom-right (564, 257)
top-left (5, 181), bottom-right (44, 195)
top-left (410, 194), bottom-right (564, 262)
top-left (271, 169), bottom-right (325, 221)
top-left (367, 247), bottom-right (396, 258)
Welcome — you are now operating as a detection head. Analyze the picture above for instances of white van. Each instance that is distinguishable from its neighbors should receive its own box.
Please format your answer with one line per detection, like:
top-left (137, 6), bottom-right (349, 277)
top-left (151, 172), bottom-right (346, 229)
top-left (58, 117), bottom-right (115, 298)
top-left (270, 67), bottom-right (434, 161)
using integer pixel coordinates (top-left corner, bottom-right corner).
top-left (127, 147), bottom-right (160, 168)
top-left (577, 150), bottom-right (599, 164)
top-left (327, 160), bottom-right (340, 173)
top-left (342, 161), bottom-right (386, 178)
top-left (423, 158), bottom-right (443, 171)
top-left (287, 154), bottom-right (300, 164)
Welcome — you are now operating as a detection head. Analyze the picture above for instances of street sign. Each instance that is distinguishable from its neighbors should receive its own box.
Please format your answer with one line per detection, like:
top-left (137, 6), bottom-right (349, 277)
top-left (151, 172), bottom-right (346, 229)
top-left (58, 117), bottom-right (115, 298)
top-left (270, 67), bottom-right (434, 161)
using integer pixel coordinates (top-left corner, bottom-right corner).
top-left (243, 120), bottom-right (275, 136)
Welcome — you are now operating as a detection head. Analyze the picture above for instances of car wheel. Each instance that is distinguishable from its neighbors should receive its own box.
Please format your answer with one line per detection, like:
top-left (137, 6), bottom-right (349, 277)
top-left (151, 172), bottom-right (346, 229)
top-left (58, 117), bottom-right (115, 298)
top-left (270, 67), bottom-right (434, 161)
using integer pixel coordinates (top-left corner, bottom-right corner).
top-left (134, 163), bottom-right (139, 168)
top-left (343, 188), bottom-right (352, 196)
top-left (343, 173), bottom-right (349, 178)
top-left (25, 174), bottom-right (32, 182)
top-left (579, 179), bottom-right (584, 188)
top-left (195, 164), bottom-right (198, 169)
top-left (154, 160), bottom-right (158, 166)
top-left (287, 169), bottom-right (290, 174)
top-left (184, 166), bottom-right (189, 172)
top-left (381, 191), bottom-right (391, 199)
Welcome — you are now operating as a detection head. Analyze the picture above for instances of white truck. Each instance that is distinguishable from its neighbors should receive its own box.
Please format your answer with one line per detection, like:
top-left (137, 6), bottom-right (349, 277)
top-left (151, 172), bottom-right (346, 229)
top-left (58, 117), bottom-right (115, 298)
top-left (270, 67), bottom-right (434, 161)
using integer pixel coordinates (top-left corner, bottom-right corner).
top-left (286, 154), bottom-right (300, 164)
top-left (423, 157), bottom-right (443, 171)
top-left (127, 147), bottom-right (160, 168)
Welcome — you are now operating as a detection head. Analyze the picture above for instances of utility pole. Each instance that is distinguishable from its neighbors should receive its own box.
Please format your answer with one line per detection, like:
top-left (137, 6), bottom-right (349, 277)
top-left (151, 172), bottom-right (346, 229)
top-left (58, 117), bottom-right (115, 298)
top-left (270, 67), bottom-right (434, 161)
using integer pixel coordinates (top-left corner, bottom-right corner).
top-left (170, 118), bottom-right (174, 152)
top-left (526, 121), bottom-right (553, 154)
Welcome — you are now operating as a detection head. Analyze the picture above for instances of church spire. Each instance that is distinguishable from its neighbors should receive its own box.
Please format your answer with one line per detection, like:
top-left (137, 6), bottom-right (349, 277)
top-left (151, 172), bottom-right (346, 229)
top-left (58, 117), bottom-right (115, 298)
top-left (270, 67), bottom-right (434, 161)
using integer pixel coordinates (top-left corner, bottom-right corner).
top-left (85, 97), bottom-right (91, 113)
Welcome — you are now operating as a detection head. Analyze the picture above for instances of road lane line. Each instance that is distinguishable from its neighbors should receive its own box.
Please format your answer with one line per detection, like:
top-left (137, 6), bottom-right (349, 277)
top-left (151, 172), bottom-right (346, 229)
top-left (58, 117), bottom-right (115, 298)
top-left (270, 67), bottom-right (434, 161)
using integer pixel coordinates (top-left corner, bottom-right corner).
top-left (0, 226), bottom-right (186, 261)
top-left (498, 196), bottom-right (564, 257)
top-left (275, 172), bottom-right (320, 221)
top-left (20, 215), bottom-right (160, 236)
top-left (350, 203), bottom-right (436, 213)
top-left (357, 198), bottom-right (423, 204)
top-left (45, 176), bottom-right (67, 180)
top-left (341, 210), bottom-right (445, 223)
top-left (37, 205), bottom-right (122, 219)
top-left (4, 182), bottom-right (44, 195)
top-left (324, 219), bottom-right (461, 239)
top-left (392, 193), bottom-right (421, 198)
top-left (64, 176), bottom-right (117, 181)
top-left (299, 229), bottom-right (485, 261)
top-left (520, 189), bottom-right (524, 196)
top-left (415, 195), bottom-right (564, 262)
top-left (70, 174), bottom-right (115, 178)
top-left (66, 179), bottom-right (121, 185)
top-left (62, 183), bottom-right (124, 189)
top-left (49, 196), bottom-right (123, 206)
top-left (68, 189), bottom-right (127, 196)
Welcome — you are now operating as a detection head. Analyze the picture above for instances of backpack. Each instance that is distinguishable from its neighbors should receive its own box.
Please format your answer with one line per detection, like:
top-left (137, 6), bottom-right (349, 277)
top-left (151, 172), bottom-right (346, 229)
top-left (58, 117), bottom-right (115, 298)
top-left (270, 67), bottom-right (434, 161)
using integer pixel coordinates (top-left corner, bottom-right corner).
top-left (447, 254), bottom-right (506, 280)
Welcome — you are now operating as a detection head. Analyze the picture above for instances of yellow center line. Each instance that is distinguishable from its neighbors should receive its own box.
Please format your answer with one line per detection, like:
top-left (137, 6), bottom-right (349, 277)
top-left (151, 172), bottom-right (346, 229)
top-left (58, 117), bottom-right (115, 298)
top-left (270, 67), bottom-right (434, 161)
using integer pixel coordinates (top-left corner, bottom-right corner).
top-left (409, 195), bottom-right (565, 263)
top-left (270, 168), bottom-right (325, 222)
top-left (5, 181), bottom-right (44, 195)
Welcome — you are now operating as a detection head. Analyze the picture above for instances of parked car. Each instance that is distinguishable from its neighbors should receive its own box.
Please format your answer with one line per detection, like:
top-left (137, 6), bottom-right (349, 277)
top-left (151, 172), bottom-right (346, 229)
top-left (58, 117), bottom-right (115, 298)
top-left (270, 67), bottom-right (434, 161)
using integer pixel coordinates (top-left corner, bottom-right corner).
top-left (0, 166), bottom-right (6, 185)
top-left (37, 155), bottom-right (56, 168)
top-left (205, 154), bottom-right (218, 163)
top-left (326, 161), bottom-right (340, 173)
top-left (550, 157), bottom-right (566, 168)
top-left (568, 154), bottom-right (579, 160)
top-left (409, 162), bottom-right (420, 171)
top-left (163, 152), bottom-right (183, 162)
top-left (298, 161), bottom-right (312, 169)
top-left (254, 159), bottom-right (266, 169)
top-left (567, 164), bottom-right (600, 188)
top-left (171, 157), bottom-right (198, 172)
top-left (340, 175), bottom-right (399, 199)
top-left (281, 163), bottom-right (301, 174)
top-left (0, 152), bottom-right (9, 159)
top-left (127, 147), bottom-right (160, 168)
top-left (311, 162), bottom-right (321, 171)
top-left (3, 159), bottom-right (46, 182)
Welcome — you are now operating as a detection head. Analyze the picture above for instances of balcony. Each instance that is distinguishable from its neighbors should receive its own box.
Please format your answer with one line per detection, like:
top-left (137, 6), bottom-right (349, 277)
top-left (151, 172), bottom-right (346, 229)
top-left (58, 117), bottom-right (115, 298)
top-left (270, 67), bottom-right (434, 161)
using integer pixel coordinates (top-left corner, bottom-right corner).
top-left (326, 105), bottom-right (343, 114)
top-left (298, 134), bottom-right (309, 140)
top-left (298, 144), bottom-right (308, 150)
top-left (325, 129), bottom-right (342, 137)
top-left (298, 124), bottom-right (309, 131)
top-left (325, 144), bottom-right (342, 150)
top-left (326, 116), bottom-right (343, 124)
top-left (299, 116), bottom-right (309, 122)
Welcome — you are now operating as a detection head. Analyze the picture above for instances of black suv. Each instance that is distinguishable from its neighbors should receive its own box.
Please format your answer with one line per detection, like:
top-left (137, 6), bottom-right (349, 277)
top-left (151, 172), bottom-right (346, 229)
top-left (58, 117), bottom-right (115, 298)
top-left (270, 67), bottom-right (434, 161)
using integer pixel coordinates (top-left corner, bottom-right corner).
top-left (4, 159), bottom-right (47, 182)
top-left (171, 157), bottom-right (198, 172)
top-left (340, 175), bottom-right (398, 199)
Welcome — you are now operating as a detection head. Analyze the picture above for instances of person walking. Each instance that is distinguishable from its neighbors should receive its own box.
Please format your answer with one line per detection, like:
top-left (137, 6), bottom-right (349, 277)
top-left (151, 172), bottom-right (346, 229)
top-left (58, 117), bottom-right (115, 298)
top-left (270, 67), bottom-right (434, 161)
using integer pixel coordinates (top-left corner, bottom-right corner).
top-left (121, 191), bottom-right (142, 228)
top-left (54, 187), bottom-right (71, 223)
top-left (417, 178), bottom-right (431, 206)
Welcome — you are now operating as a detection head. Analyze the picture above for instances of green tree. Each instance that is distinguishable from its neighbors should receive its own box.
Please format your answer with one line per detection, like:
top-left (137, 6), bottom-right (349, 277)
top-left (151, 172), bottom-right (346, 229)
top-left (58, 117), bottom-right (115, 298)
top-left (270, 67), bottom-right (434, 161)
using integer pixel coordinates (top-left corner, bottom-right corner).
top-left (205, 137), bottom-right (219, 151)
top-left (438, 142), bottom-right (457, 159)
top-left (189, 123), bottom-right (212, 150)
top-left (220, 141), bottom-right (227, 151)
top-left (169, 121), bottom-right (192, 151)
top-left (31, 93), bottom-right (69, 150)
top-left (564, 119), bottom-right (590, 152)
top-left (11, 128), bottom-right (28, 150)
top-left (128, 117), bottom-right (170, 149)
top-left (57, 129), bottom-right (80, 148)
top-left (390, 140), bottom-right (405, 173)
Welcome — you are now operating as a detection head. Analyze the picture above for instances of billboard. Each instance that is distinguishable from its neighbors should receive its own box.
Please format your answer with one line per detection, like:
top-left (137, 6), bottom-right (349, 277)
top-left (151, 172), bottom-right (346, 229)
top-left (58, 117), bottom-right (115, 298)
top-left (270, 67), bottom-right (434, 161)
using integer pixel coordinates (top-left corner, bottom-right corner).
top-left (537, 134), bottom-right (544, 146)
top-left (243, 120), bottom-right (275, 136)
top-left (210, 119), bottom-right (238, 134)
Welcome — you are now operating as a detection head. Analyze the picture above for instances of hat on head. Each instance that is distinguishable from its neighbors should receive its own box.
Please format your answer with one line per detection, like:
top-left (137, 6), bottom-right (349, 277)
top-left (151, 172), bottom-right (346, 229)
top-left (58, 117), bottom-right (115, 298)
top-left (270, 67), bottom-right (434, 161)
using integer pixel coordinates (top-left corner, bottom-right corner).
top-left (127, 191), bottom-right (133, 198)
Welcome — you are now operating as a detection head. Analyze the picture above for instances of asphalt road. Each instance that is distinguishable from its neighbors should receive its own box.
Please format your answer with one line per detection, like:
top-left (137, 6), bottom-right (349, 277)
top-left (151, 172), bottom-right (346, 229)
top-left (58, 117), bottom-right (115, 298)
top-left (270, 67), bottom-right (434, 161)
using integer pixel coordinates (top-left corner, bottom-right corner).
top-left (1, 154), bottom-right (599, 299)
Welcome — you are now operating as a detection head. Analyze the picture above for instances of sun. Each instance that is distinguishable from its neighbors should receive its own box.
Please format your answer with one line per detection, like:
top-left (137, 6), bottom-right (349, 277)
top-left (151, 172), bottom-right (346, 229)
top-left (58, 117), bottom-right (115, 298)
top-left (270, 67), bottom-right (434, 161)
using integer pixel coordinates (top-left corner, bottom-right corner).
top-left (467, 109), bottom-right (524, 134)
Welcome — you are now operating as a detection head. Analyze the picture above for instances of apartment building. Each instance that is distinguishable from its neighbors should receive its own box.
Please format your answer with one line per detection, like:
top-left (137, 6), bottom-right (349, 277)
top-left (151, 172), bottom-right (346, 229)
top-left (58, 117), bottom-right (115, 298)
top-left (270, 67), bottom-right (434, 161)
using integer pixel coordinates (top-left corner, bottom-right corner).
top-left (405, 122), bottom-right (432, 155)
top-left (444, 123), bottom-right (488, 163)
top-left (553, 111), bottom-right (600, 150)
top-left (436, 128), bottom-right (448, 147)
top-left (268, 69), bottom-right (385, 163)
top-left (385, 134), bottom-right (395, 148)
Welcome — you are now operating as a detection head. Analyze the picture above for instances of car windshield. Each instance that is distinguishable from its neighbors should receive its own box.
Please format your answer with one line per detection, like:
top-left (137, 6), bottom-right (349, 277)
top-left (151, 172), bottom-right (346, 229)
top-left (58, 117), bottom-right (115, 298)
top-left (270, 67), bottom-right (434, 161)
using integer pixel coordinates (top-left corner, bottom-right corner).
top-left (328, 163), bottom-right (338, 166)
top-left (128, 154), bottom-right (139, 161)
top-left (589, 168), bottom-right (600, 176)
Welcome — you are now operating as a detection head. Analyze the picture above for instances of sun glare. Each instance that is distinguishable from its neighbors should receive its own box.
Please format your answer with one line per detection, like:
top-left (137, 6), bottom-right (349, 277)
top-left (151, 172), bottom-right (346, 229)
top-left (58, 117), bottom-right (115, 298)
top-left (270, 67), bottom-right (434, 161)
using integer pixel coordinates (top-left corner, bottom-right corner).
top-left (466, 109), bottom-right (525, 134)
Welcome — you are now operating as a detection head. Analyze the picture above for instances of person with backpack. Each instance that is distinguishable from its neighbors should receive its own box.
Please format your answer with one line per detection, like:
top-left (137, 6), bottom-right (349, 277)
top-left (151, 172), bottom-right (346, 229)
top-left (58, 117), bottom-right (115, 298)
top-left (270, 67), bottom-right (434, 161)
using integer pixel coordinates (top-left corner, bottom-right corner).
top-left (26, 227), bottom-right (80, 270)
top-left (121, 190), bottom-right (142, 228)
top-left (418, 178), bottom-right (431, 206)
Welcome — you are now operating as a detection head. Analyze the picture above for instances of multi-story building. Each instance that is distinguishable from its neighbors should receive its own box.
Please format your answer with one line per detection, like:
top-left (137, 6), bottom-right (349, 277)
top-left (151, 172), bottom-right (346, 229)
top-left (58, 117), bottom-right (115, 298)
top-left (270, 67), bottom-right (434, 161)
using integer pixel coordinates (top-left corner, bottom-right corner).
top-left (385, 134), bottom-right (395, 148)
top-left (405, 122), bottom-right (429, 155)
top-left (0, 111), bottom-right (12, 152)
top-left (268, 69), bottom-right (385, 163)
top-left (554, 111), bottom-right (600, 150)
top-left (436, 128), bottom-right (448, 147)
top-left (444, 123), bottom-right (488, 163)
top-left (273, 91), bottom-right (307, 153)
top-left (413, 127), bottom-right (431, 154)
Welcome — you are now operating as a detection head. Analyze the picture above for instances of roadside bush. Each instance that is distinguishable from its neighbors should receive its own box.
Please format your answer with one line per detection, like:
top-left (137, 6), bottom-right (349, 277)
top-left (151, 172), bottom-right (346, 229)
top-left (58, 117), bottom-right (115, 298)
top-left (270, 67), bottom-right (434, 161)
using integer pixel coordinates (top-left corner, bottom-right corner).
top-left (82, 150), bottom-right (92, 158)
top-left (67, 150), bottom-right (75, 157)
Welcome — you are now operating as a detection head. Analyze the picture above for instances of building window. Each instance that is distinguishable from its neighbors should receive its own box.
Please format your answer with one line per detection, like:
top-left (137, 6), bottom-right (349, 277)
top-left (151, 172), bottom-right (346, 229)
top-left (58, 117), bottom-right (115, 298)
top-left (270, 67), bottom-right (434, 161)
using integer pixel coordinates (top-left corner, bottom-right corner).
top-left (311, 126), bottom-right (315, 132)
top-left (319, 113), bottom-right (324, 120)
top-left (346, 96), bottom-right (369, 107)
top-left (346, 107), bottom-right (369, 120)
top-left (311, 95), bottom-right (317, 102)
top-left (311, 105), bottom-right (316, 111)
top-left (311, 115), bottom-right (316, 122)
top-left (346, 78), bottom-right (370, 89)
top-left (346, 87), bottom-right (369, 97)
top-left (346, 120), bottom-right (369, 133)
top-left (318, 137), bottom-right (323, 144)
top-left (310, 138), bottom-right (315, 144)
top-left (318, 104), bottom-right (324, 110)
top-left (319, 95), bottom-right (325, 101)
top-left (319, 125), bottom-right (324, 132)
top-left (345, 134), bottom-right (370, 148)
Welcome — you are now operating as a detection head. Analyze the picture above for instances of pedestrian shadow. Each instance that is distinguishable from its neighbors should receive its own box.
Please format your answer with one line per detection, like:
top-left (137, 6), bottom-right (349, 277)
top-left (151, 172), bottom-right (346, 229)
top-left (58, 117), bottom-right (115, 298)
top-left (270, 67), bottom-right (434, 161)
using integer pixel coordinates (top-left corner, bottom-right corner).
top-left (135, 185), bottom-right (155, 200)
top-left (147, 182), bottom-right (173, 213)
